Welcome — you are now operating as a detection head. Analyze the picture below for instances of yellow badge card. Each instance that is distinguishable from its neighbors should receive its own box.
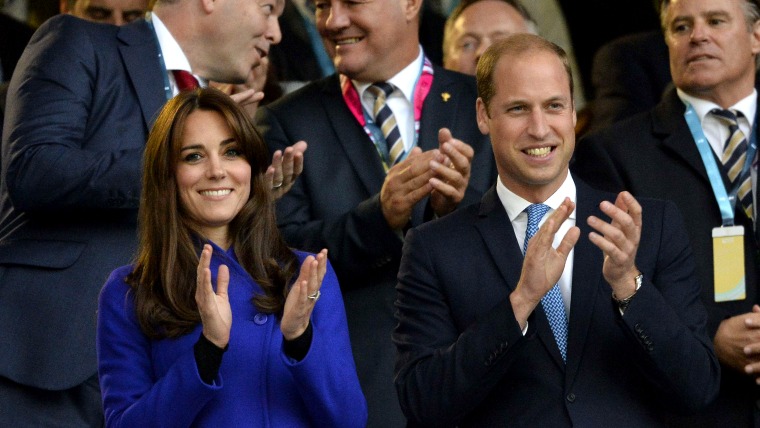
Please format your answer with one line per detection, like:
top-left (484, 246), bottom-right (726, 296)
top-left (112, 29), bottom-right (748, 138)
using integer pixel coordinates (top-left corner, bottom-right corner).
top-left (712, 226), bottom-right (746, 302)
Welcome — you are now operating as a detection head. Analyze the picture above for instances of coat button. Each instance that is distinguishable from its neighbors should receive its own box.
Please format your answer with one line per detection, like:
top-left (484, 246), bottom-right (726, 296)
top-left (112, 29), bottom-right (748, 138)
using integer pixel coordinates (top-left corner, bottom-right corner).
top-left (566, 393), bottom-right (576, 402)
top-left (254, 314), bottom-right (268, 325)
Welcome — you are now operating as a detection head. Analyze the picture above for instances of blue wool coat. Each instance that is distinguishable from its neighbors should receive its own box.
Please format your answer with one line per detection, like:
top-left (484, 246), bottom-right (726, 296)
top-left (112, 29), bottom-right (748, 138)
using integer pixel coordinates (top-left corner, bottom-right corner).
top-left (97, 246), bottom-right (367, 427)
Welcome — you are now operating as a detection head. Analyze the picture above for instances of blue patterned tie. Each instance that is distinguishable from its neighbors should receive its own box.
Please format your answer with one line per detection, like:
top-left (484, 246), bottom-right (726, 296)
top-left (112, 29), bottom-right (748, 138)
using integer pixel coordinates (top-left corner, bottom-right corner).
top-left (523, 203), bottom-right (568, 362)
top-left (710, 109), bottom-right (754, 221)
top-left (367, 82), bottom-right (404, 168)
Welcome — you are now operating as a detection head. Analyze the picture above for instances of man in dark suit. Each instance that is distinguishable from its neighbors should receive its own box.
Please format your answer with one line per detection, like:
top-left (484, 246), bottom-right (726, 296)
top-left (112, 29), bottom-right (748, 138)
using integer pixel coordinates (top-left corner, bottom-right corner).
top-left (0, 0), bottom-right (298, 425)
top-left (255, 0), bottom-right (495, 424)
top-left (393, 33), bottom-right (719, 427)
top-left (573, 0), bottom-right (760, 426)
top-left (268, 0), bottom-right (448, 94)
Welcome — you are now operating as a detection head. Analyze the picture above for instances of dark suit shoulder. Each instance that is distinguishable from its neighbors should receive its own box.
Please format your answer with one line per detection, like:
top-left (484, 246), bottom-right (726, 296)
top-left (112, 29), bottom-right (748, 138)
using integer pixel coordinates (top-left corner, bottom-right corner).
top-left (580, 108), bottom-right (654, 148)
top-left (264, 74), bottom-right (339, 111)
top-left (431, 66), bottom-right (476, 87)
top-left (410, 197), bottom-right (482, 238)
top-left (428, 66), bottom-right (478, 102)
top-left (583, 88), bottom-right (684, 140)
top-left (578, 177), bottom-right (680, 223)
top-left (255, 75), bottom-right (342, 135)
top-left (14, 15), bottom-right (127, 82)
top-left (35, 14), bottom-right (120, 45)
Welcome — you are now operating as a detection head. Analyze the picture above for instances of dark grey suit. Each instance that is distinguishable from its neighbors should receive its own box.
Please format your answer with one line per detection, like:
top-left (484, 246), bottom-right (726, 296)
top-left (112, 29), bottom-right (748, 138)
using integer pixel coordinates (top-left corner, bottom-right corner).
top-left (0, 14), bottom-right (166, 426)
top-left (573, 88), bottom-right (760, 427)
top-left (256, 68), bottom-right (496, 427)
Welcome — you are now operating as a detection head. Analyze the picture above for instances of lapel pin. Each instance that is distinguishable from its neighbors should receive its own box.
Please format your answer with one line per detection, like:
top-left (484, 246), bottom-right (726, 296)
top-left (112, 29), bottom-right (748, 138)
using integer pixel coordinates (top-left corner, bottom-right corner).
top-left (441, 92), bottom-right (451, 102)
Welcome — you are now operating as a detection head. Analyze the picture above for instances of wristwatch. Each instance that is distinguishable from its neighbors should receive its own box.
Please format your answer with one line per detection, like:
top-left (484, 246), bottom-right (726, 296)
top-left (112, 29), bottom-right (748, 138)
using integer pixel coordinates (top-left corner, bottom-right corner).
top-left (613, 273), bottom-right (643, 314)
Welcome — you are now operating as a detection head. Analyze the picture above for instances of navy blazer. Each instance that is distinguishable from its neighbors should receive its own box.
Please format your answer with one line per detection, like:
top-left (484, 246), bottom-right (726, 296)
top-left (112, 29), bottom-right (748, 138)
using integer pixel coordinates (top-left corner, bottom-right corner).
top-left (574, 88), bottom-right (760, 427)
top-left (256, 67), bottom-right (496, 427)
top-left (393, 179), bottom-right (719, 427)
top-left (0, 15), bottom-right (165, 390)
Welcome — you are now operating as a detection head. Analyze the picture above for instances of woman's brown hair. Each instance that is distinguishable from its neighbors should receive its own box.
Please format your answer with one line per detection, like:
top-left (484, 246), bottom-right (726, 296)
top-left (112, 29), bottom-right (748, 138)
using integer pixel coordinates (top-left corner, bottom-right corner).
top-left (127, 87), bottom-right (297, 339)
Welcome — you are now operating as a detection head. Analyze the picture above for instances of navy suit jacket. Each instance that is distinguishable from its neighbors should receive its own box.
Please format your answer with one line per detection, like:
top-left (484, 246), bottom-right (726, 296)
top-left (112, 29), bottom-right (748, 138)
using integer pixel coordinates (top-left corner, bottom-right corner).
top-left (255, 68), bottom-right (496, 427)
top-left (393, 179), bottom-right (719, 427)
top-left (573, 88), bottom-right (760, 426)
top-left (0, 15), bottom-right (166, 390)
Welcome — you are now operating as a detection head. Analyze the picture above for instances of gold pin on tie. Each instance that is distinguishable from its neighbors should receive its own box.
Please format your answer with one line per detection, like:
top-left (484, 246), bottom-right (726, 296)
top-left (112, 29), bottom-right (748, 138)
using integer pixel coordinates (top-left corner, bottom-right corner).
top-left (441, 92), bottom-right (451, 102)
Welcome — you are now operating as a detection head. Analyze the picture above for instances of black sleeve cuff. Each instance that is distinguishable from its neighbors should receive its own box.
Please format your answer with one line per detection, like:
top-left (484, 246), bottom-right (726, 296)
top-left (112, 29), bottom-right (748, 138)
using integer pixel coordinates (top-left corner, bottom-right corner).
top-left (194, 334), bottom-right (228, 385)
top-left (283, 321), bottom-right (313, 362)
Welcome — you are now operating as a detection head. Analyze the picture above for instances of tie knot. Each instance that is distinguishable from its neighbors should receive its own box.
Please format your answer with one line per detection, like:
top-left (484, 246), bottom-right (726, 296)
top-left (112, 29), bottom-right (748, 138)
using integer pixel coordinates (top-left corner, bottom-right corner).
top-left (525, 203), bottom-right (551, 228)
top-left (172, 69), bottom-right (200, 92)
top-left (711, 108), bottom-right (741, 125)
top-left (368, 82), bottom-right (395, 99)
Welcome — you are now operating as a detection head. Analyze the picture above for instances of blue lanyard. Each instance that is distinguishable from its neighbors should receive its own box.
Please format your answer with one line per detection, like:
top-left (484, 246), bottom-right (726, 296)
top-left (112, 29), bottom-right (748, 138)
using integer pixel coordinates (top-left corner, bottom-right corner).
top-left (684, 103), bottom-right (757, 226)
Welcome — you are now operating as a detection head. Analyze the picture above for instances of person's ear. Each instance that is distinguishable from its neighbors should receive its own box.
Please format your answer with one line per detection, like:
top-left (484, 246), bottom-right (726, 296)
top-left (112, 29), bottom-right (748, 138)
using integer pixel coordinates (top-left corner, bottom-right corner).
top-left (403, 0), bottom-right (422, 22)
top-left (201, 0), bottom-right (215, 14)
top-left (750, 19), bottom-right (760, 56)
top-left (476, 98), bottom-right (491, 135)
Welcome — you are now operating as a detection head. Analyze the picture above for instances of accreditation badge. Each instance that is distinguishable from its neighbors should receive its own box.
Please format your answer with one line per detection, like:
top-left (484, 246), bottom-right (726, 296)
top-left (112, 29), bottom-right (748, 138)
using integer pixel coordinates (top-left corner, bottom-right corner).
top-left (712, 226), bottom-right (746, 302)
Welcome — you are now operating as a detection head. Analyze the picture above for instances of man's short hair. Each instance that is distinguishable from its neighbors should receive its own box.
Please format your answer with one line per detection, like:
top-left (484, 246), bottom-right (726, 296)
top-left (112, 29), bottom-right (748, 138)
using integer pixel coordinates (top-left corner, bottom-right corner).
top-left (476, 33), bottom-right (573, 112)
top-left (659, 0), bottom-right (760, 31)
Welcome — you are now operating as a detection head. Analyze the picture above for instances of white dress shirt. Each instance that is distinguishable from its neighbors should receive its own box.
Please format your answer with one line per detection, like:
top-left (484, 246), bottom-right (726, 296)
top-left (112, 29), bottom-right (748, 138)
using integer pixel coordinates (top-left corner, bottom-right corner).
top-left (678, 88), bottom-right (758, 214)
top-left (151, 13), bottom-right (206, 96)
top-left (353, 47), bottom-right (424, 154)
top-left (496, 173), bottom-right (577, 315)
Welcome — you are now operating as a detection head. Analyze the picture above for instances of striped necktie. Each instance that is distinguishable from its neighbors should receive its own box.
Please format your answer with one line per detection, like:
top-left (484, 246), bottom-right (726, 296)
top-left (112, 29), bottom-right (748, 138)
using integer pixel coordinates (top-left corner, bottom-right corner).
top-left (172, 70), bottom-right (200, 92)
top-left (523, 203), bottom-right (568, 362)
top-left (367, 82), bottom-right (404, 167)
top-left (711, 109), bottom-right (753, 221)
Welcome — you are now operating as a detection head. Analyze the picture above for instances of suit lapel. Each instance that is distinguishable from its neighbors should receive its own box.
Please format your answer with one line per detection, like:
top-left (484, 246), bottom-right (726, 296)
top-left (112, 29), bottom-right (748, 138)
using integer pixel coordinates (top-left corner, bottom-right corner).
top-left (565, 179), bottom-right (605, 387)
top-left (474, 187), bottom-right (524, 289)
top-left (411, 67), bottom-right (474, 224)
top-left (320, 75), bottom-right (387, 195)
top-left (656, 89), bottom-right (756, 229)
top-left (418, 67), bottom-right (463, 152)
top-left (654, 89), bottom-right (711, 184)
top-left (117, 20), bottom-right (166, 131)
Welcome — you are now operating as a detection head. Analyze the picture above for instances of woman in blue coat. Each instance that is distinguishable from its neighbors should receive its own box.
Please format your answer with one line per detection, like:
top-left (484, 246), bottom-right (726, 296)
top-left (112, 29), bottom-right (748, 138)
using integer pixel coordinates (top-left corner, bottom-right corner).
top-left (96, 88), bottom-right (367, 427)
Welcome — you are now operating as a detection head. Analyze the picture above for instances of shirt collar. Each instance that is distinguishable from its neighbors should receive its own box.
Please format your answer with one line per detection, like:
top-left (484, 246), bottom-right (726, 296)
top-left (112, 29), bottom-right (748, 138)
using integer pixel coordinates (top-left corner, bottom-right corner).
top-left (496, 173), bottom-right (577, 222)
top-left (151, 13), bottom-right (207, 87)
top-left (677, 88), bottom-right (757, 127)
top-left (353, 46), bottom-right (424, 103)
